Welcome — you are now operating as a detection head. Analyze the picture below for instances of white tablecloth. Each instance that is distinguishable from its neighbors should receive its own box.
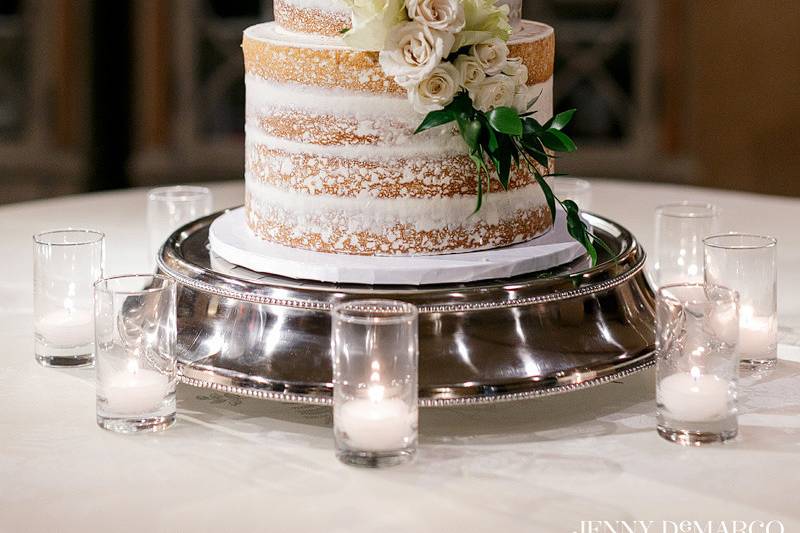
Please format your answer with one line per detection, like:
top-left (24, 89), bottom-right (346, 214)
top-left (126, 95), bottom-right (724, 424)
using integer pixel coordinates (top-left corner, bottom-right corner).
top-left (1, 180), bottom-right (799, 532)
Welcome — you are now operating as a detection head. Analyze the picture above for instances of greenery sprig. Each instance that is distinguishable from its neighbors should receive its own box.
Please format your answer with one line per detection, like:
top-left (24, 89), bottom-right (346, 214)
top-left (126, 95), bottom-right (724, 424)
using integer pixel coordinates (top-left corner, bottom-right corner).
top-left (414, 92), bottom-right (606, 265)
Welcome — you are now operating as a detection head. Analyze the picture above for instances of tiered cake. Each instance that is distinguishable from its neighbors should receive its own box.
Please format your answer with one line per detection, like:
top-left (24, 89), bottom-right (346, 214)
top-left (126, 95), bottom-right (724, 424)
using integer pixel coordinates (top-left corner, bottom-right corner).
top-left (243, 1), bottom-right (555, 256)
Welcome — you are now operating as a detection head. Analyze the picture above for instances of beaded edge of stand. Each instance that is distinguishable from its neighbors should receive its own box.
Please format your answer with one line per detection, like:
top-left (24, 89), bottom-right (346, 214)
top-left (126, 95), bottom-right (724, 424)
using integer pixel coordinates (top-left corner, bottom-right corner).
top-left (158, 254), bottom-right (646, 312)
top-left (177, 356), bottom-right (655, 407)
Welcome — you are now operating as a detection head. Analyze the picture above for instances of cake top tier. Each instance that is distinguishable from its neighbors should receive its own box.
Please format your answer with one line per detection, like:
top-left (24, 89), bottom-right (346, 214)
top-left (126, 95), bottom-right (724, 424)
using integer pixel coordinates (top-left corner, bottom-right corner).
top-left (274, 0), bottom-right (525, 37)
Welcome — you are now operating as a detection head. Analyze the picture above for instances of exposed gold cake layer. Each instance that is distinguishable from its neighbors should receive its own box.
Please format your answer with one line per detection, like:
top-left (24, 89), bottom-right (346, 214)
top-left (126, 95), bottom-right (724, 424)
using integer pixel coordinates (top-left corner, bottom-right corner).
top-left (249, 110), bottom-right (413, 147)
top-left (243, 36), bottom-right (402, 95)
top-left (271, 2), bottom-right (532, 42)
top-left (273, 1), bottom-right (349, 36)
top-left (242, 25), bottom-right (554, 94)
top-left (246, 144), bottom-right (548, 199)
top-left (515, 32), bottom-right (555, 86)
top-left (246, 192), bottom-right (552, 256)
top-left (273, 0), bottom-right (350, 37)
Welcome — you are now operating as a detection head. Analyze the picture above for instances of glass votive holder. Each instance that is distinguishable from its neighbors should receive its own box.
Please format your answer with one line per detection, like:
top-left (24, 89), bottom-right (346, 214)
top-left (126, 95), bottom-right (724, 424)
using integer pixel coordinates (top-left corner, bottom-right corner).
top-left (33, 229), bottom-right (105, 368)
top-left (704, 233), bottom-right (778, 369)
top-left (653, 202), bottom-right (719, 287)
top-left (94, 275), bottom-right (177, 433)
top-left (332, 300), bottom-right (419, 468)
top-left (656, 284), bottom-right (739, 446)
top-left (147, 186), bottom-right (213, 269)
top-left (551, 177), bottom-right (592, 211)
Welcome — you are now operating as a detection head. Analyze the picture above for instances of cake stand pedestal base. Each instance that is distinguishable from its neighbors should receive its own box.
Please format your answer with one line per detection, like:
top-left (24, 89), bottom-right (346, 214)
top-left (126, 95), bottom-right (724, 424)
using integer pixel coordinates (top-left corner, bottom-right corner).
top-left (159, 210), bottom-right (656, 407)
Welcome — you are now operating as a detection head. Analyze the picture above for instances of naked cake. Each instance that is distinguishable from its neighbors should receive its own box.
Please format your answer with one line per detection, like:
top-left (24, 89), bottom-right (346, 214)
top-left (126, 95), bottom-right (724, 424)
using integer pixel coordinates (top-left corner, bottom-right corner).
top-left (243, 0), bottom-right (556, 255)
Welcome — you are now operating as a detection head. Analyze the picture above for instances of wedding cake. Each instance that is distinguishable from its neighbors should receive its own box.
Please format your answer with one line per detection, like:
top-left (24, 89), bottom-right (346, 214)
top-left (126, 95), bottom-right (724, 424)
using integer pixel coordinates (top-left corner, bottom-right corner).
top-left (243, 0), bottom-right (556, 256)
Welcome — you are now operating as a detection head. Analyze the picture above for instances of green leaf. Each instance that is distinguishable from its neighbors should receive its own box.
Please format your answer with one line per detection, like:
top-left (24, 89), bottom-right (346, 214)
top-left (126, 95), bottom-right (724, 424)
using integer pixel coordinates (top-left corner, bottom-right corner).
top-left (522, 117), bottom-right (545, 137)
top-left (545, 108), bottom-right (576, 131)
top-left (449, 92), bottom-right (474, 116)
top-left (458, 117), bottom-right (482, 154)
top-left (486, 124), bottom-right (499, 152)
top-left (486, 107), bottom-right (523, 136)
top-left (509, 141), bottom-right (520, 167)
top-left (469, 152), bottom-right (486, 214)
top-left (496, 148), bottom-right (511, 190)
top-left (339, 27), bottom-right (350, 34)
top-left (539, 130), bottom-right (577, 152)
top-left (563, 200), bottom-right (597, 265)
top-left (415, 110), bottom-right (455, 134)
top-left (526, 90), bottom-right (542, 111)
top-left (521, 141), bottom-right (549, 168)
top-left (531, 169), bottom-right (557, 223)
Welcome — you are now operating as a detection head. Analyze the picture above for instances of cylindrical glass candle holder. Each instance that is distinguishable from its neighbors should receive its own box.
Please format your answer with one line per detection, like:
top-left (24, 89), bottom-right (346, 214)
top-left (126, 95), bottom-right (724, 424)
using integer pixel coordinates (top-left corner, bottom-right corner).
top-left (656, 284), bottom-right (739, 446)
top-left (95, 275), bottom-right (177, 433)
top-left (551, 177), bottom-right (593, 212)
top-left (332, 300), bottom-right (419, 468)
top-left (704, 233), bottom-right (778, 369)
top-left (147, 186), bottom-right (212, 269)
top-left (33, 229), bottom-right (105, 368)
top-left (653, 202), bottom-right (719, 287)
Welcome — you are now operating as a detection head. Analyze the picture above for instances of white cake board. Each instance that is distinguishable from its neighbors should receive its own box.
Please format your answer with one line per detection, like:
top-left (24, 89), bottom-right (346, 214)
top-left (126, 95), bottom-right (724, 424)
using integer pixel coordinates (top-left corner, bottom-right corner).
top-left (209, 208), bottom-right (586, 285)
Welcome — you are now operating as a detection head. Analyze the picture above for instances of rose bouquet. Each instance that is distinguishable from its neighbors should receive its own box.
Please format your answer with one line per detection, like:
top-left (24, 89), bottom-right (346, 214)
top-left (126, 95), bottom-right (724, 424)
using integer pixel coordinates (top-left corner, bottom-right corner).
top-left (342, 0), bottom-right (605, 262)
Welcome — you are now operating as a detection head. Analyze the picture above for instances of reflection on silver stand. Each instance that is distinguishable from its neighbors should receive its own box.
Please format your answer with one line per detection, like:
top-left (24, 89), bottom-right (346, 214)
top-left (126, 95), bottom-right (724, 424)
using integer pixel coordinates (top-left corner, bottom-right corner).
top-left (158, 210), bottom-right (657, 407)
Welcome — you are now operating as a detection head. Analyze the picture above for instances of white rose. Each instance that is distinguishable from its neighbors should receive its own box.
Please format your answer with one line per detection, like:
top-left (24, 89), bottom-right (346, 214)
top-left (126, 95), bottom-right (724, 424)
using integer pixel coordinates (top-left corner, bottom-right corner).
top-left (454, 0), bottom-right (512, 49)
top-left (469, 74), bottom-right (516, 112)
top-left (453, 54), bottom-right (486, 90)
top-left (410, 62), bottom-right (462, 113)
top-left (379, 21), bottom-right (455, 87)
top-left (406, 0), bottom-right (466, 33)
top-left (502, 57), bottom-right (529, 85)
top-left (342, 0), bottom-right (407, 51)
top-left (470, 38), bottom-right (509, 76)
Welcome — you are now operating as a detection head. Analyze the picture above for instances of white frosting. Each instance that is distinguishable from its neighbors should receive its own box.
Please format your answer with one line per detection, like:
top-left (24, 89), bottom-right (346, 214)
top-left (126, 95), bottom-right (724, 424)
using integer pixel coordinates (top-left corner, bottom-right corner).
top-left (245, 20), bottom-right (553, 50)
top-left (244, 75), bottom-right (554, 155)
top-left (276, 1), bottom-right (525, 30)
top-left (280, 0), bottom-right (348, 12)
top-left (523, 77), bottom-right (554, 123)
top-left (511, 21), bottom-right (554, 43)
top-left (246, 74), bottom-right (416, 122)
top-left (246, 74), bottom-right (552, 122)
top-left (246, 22), bottom-right (347, 50)
top-left (246, 175), bottom-right (547, 234)
top-left (246, 125), bottom-right (467, 159)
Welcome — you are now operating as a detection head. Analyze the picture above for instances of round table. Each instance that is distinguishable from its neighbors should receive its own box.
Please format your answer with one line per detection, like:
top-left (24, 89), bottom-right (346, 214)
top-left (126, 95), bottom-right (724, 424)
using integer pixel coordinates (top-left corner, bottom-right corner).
top-left (1, 180), bottom-right (799, 532)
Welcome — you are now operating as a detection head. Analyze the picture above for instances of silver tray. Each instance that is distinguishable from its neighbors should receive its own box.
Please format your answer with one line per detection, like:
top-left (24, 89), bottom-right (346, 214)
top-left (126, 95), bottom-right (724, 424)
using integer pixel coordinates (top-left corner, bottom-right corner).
top-left (159, 210), bottom-right (656, 407)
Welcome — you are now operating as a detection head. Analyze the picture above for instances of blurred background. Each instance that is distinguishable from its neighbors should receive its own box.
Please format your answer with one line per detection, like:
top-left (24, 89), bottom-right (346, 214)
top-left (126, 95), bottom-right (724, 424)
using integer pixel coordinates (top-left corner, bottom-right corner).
top-left (0, 0), bottom-right (798, 205)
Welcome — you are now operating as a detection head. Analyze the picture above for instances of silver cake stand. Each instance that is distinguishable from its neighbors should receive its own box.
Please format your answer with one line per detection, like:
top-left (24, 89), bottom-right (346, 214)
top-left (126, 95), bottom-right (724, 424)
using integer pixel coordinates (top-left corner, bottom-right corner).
top-left (159, 210), bottom-right (656, 407)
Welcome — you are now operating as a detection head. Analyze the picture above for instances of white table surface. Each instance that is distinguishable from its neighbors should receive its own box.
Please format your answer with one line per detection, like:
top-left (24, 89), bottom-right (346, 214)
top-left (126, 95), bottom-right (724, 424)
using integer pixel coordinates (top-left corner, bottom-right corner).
top-left (1, 180), bottom-right (799, 532)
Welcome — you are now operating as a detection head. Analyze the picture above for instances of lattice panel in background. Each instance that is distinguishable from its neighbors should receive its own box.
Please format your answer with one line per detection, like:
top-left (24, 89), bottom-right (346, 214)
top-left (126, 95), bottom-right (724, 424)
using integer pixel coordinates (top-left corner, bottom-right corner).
top-left (0, 0), bottom-right (90, 204)
top-left (525, 0), bottom-right (690, 179)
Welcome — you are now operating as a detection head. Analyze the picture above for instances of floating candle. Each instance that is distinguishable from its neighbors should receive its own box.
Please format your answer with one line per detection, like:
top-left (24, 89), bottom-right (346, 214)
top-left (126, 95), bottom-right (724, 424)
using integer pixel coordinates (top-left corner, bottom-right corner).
top-left (658, 369), bottom-right (731, 422)
top-left (337, 396), bottom-right (416, 452)
top-left (101, 362), bottom-right (172, 415)
top-left (738, 306), bottom-right (776, 357)
top-left (35, 309), bottom-right (94, 347)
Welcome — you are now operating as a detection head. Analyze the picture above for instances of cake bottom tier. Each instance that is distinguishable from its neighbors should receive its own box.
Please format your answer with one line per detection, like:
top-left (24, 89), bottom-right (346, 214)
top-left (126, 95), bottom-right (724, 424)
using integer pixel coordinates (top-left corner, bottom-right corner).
top-left (245, 182), bottom-right (553, 256)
